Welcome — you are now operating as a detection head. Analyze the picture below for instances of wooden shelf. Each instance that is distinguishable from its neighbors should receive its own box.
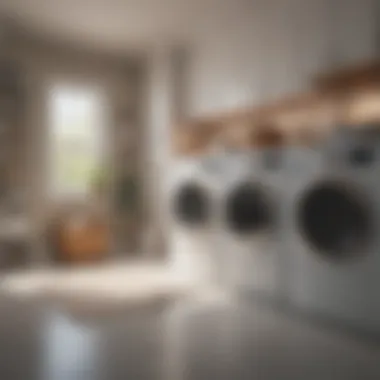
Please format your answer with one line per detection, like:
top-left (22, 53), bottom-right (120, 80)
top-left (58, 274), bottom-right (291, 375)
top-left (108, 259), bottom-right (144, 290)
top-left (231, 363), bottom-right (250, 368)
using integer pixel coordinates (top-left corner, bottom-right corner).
top-left (314, 61), bottom-right (380, 93)
top-left (172, 60), bottom-right (380, 156)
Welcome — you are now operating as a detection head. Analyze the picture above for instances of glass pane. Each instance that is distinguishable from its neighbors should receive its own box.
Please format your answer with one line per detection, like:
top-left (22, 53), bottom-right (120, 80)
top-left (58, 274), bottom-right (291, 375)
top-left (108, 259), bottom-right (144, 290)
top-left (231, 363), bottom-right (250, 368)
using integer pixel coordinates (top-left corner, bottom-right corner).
top-left (47, 84), bottom-right (105, 198)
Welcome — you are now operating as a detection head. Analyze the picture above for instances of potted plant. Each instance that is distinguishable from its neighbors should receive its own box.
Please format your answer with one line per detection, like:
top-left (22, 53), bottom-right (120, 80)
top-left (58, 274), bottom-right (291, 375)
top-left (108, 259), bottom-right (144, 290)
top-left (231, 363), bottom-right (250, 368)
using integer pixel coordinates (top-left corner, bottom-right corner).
top-left (116, 171), bottom-right (139, 216)
top-left (90, 166), bottom-right (109, 200)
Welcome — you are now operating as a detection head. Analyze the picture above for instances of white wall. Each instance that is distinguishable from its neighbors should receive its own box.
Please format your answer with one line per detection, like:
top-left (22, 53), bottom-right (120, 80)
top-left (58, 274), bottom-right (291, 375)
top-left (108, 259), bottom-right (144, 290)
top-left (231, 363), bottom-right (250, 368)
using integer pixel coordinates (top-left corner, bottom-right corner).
top-left (144, 46), bottom-right (189, 256)
top-left (187, 0), bottom-right (378, 117)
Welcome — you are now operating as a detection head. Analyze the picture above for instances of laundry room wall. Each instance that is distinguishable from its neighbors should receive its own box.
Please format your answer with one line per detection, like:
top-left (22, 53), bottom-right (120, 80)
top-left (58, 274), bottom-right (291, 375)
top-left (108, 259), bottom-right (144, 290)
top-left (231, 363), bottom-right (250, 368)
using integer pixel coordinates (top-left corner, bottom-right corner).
top-left (143, 46), bottom-right (190, 257)
top-left (187, 0), bottom-right (379, 117)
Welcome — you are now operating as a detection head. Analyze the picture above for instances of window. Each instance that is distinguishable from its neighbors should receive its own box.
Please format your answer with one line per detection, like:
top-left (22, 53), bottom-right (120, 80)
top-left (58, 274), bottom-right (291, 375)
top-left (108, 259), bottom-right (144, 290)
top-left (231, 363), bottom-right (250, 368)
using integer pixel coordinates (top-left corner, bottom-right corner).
top-left (47, 84), bottom-right (105, 199)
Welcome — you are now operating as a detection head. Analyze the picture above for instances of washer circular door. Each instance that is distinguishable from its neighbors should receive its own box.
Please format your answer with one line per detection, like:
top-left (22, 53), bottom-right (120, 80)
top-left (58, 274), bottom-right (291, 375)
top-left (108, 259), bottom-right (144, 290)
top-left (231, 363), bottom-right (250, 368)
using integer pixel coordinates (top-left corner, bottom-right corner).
top-left (172, 180), bottom-right (212, 228)
top-left (297, 180), bottom-right (374, 259)
top-left (224, 181), bottom-right (273, 236)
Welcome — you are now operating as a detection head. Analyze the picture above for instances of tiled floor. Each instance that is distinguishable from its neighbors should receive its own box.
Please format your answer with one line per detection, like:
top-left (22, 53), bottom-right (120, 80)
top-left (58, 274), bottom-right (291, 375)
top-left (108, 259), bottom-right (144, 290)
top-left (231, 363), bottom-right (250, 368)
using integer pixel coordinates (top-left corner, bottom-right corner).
top-left (0, 293), bottom-right (379, 380)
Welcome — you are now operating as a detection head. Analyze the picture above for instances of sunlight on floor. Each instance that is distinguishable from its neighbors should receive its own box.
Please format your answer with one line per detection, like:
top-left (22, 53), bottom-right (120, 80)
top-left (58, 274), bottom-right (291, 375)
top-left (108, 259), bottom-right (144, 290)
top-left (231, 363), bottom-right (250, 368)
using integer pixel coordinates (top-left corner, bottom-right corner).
top-left (0, 260), bottom-right (229, 304)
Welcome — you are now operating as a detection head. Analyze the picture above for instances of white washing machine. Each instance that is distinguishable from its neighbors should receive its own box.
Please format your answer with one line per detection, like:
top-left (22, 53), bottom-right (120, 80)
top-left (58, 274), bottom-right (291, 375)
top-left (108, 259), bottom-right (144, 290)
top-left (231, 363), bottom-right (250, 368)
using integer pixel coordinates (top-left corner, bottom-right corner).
top-left (257, 146), bottom-right (289, 302)
top-left (285, 127), bottom-right (380, 334)
top-left (219, 149), bottom-right (283, 299)
top-left (167, 156), bottom-right (222, 290)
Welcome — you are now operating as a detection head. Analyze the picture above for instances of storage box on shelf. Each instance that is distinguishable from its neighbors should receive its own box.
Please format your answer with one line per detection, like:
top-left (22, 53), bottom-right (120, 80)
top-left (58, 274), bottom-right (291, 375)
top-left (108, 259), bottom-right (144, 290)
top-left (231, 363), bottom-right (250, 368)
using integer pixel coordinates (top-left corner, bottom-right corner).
top-left (273, 93), bottom-right (339, 146)
top-left (215, 116), bottom-right (256, 151)
top-left (313, 60), bottom-right (380, 128)
top-left (172, 120), bottom-right (220, 157)
top-left (253, 125), bottom-right (286, 149)
top-left (314, 61), bottom-right (380, 94)
top-left (341, 86), bottom-right (380, 127)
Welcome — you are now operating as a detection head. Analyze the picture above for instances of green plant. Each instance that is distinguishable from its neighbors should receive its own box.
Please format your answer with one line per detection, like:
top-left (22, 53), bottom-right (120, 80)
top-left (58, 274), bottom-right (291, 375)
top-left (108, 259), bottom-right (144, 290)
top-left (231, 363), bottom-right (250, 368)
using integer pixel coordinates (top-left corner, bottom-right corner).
top-left (116, 174), bottom-right (139, 215)
top-left (90, 166), bottom-right (109, 195)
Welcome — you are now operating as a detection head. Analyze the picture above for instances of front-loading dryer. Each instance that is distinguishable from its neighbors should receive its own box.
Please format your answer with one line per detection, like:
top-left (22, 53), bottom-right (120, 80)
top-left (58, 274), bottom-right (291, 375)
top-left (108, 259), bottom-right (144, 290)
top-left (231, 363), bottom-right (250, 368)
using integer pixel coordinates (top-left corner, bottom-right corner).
top-left (167, 155), bottom-right (222, 291)
top-left (219, 146), bottom-right (282, 300)
top-left (285, 127), bottom-right (380, 334)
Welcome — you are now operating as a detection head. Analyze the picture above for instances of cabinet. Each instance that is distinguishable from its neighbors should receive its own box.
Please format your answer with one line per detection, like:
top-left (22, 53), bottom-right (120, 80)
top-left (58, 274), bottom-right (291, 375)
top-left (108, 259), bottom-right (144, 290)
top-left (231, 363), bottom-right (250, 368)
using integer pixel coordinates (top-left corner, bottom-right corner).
top-left (0, 59), bottom-right (25, 206)
top-left (0, 58), bottom-right (30, 268)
